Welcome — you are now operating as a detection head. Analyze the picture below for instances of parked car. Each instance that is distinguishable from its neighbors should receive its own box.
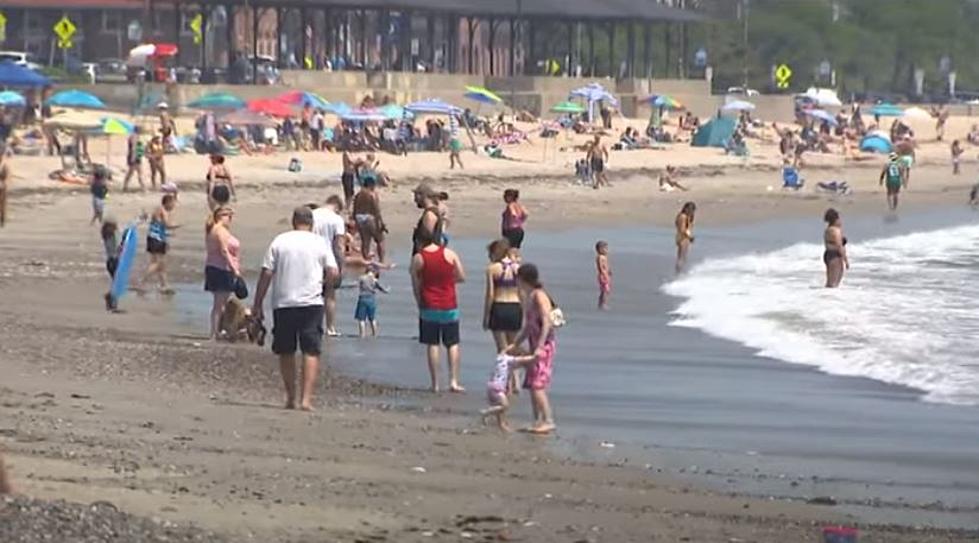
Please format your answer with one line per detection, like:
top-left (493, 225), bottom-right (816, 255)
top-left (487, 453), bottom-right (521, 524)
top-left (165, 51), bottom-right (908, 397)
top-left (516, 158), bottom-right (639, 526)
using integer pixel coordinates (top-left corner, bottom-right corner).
top-left (726, 86), bottom-right (760, 97)
top-left (0, 51), bottom-right (43, 71)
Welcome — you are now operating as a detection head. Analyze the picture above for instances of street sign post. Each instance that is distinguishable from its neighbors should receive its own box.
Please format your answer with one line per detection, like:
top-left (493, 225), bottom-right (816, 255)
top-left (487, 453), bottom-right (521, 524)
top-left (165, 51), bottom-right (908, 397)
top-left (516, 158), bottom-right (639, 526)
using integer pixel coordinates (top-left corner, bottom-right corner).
top-left (190, 13), bottom-right (203, 44)
top-left (53, 15), bottom-right (77, 49)
top-left (775, 63), bottom-right (792, 89)
top-left (0, 12), bottom-right (8, 43)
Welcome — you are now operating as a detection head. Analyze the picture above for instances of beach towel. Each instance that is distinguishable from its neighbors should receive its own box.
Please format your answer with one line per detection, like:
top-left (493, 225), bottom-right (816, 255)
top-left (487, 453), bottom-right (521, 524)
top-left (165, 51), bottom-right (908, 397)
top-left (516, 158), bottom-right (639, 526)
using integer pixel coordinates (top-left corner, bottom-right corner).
top-left (816, 181), bottom-right (851, 195)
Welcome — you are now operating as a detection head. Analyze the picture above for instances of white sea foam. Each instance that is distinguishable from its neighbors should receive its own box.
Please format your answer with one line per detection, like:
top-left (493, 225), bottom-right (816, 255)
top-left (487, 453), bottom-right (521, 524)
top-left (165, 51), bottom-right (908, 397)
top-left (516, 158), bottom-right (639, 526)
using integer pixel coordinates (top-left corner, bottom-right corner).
top-left (663, 225), bottom-right (979, 406)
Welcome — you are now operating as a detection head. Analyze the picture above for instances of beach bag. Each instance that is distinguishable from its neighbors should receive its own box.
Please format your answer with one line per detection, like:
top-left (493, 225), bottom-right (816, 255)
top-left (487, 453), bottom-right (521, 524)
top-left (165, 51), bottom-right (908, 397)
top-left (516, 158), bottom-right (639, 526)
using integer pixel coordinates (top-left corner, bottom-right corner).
top-left (234, 277), bottom-right (249, 300)
top-left (547, 293), bottom-right (566, 328)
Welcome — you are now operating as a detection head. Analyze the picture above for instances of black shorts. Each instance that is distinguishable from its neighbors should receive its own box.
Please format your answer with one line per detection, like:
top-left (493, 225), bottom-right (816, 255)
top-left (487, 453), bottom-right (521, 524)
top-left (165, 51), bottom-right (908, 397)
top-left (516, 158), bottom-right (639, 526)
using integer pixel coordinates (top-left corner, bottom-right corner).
top-left (146, 237), bottom-right (168, 255)
top-left (321, 275), bottom-right (343, 296)
top-left (590, 157), bottom-right (604, 173)
top-left (502, 228), bottom-right (525, 249)
top-left (419, 319), bottom-right (460, 347)
top-left (272, 305), bottom-right (325, 355)
top-left (204, 265), bottom-right (236, 293)
top-left (106, 257), bottom-right (119, 278)
top-left (489, 302), bottom-right (522, 332)
top-left (211, 184), bottom-right (231, 205)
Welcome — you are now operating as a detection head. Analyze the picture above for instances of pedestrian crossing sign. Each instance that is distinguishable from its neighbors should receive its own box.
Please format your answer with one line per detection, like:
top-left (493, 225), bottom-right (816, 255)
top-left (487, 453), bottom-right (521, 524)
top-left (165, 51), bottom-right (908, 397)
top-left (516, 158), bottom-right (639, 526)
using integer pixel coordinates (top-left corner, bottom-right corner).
top-left (53, 16), bottom-right (77, 49)
top-left (775, 64), bottom-right (792, 89)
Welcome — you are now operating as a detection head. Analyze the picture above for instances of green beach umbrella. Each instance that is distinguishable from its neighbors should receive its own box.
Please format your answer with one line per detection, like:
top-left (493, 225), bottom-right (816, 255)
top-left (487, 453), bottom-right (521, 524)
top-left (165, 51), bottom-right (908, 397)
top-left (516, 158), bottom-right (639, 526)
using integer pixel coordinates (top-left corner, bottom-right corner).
top-left (551, 101), bottom-right (586, 114)
top-left (187, 91), bottom-right (246, 111)
top-left (464, 85), bottom-right (503, 104)
top-left (100, 117), bottom-right (135, 136)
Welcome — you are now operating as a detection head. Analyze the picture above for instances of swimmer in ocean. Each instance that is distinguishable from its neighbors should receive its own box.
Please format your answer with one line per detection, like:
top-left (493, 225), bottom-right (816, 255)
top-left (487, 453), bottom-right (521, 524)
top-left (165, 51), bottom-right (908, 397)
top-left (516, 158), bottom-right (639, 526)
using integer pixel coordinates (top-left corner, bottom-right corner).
top-left (823, 208), bottom-right (849, 288)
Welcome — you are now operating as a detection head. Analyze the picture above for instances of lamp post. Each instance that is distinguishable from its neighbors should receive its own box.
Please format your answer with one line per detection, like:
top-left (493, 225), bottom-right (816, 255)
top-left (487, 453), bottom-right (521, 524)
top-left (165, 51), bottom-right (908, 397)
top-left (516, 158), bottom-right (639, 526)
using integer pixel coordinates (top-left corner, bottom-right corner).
top-left (741, 0), bottom-right (749, 89)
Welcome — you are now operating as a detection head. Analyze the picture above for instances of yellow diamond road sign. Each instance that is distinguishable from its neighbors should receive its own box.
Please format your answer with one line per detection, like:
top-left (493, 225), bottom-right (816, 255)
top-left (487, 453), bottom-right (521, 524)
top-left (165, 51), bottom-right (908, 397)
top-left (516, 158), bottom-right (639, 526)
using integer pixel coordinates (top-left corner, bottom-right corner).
top-left (0, 12), bottom-right (7, 42)
top-left (53, 15), bottom-right (76, 48)
top-left (775, 63), bottom-right (792, 89)
top-left (190, 14), bottom-right (203, 44)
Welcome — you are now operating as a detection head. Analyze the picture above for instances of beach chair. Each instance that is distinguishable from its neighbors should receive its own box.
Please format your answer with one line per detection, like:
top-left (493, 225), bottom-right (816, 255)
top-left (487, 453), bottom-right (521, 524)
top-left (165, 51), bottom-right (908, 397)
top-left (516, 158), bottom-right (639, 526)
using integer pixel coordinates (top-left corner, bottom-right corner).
top-left (782, 166), bottom-right (804, 190)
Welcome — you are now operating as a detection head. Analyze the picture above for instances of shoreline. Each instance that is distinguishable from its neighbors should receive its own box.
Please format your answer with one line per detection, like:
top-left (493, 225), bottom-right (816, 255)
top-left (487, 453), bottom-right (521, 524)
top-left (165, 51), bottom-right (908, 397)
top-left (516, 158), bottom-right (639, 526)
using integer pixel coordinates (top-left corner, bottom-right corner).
top-left (2, 150), bottom-right (979, 540)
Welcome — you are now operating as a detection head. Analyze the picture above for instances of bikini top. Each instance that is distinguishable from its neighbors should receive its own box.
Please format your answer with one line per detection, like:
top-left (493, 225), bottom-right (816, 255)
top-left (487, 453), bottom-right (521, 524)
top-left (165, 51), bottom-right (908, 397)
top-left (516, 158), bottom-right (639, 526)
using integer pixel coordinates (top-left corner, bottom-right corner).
top-left (493, 259), bottom-right (519, 289)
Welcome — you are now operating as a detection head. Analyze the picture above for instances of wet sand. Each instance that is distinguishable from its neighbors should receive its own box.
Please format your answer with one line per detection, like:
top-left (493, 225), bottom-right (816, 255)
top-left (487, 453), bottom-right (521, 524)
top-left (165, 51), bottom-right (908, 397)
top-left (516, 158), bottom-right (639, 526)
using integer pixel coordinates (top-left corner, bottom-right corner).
top-left (1, 147), bottom-right (978, 540)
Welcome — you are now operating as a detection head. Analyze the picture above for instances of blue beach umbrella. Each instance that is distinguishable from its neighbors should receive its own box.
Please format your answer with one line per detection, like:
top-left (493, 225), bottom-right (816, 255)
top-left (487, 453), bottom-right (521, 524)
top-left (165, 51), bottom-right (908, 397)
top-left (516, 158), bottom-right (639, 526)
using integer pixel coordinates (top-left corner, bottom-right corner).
top-left (379, 103), bottom-right (407, 120)
top-left (0, 90), bottom-right (26, 107)
top-left (0, 61), bottom-right (50, 87)
top-left (405, 99), bottom-right (463, 116)
top-left (46, 89), bottom-right (106, 109)
top-left (805, 109), bottom-right (838, 126)
top-left (324, 102), bottom-right (352, 116)
top-left (870, 103), bottom-right (904, 117)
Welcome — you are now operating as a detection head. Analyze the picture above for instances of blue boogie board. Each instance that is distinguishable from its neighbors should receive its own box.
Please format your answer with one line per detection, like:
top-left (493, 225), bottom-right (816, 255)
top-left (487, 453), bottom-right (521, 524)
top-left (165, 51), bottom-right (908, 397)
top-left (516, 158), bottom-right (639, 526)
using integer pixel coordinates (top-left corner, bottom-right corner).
top-left (109, 224), bottom-right (139, 301)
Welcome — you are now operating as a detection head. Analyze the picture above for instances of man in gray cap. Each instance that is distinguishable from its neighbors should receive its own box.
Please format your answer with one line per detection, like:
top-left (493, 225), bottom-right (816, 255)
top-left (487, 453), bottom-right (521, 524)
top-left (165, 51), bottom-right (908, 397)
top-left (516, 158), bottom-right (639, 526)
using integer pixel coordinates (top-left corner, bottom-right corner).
top-left (252, 206), bottom-right (338, 411)
top-left (412, 183), bottom-right (443, 254)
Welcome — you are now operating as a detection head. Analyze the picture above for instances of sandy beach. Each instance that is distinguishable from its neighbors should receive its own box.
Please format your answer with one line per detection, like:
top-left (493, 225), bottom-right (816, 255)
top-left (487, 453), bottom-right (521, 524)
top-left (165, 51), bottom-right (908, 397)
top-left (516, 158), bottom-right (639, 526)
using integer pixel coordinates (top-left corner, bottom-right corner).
top-left (2, 115), bottom-right (979, 541)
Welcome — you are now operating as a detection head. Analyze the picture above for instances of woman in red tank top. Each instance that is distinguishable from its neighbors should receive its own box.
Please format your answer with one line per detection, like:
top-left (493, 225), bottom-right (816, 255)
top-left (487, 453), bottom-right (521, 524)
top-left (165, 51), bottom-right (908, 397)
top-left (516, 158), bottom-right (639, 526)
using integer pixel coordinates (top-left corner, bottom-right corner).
top-left (411, 230), bottom-right (466, 393)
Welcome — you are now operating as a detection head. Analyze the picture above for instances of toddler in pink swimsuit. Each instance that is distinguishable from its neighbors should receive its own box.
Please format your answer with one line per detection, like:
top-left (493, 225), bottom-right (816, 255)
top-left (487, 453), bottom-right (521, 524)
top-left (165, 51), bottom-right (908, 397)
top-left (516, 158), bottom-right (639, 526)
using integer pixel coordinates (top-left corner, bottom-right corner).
top-left (482, 352), bottom-right (535, 431)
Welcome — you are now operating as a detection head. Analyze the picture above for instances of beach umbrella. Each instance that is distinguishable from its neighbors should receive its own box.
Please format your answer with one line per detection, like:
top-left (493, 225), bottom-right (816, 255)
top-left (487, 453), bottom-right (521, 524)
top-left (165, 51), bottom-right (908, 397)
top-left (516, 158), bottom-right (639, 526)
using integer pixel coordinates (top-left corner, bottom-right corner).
top-left (323, 102), bottom-right (352, 116)
top-left (99, 117), bottom-right (135, 135)
top-left (405, 98), bottom-right (463, 116)
top-left (570, 82), bottom-right (619, 122)
top-left (0, 90), bottom-right (26, 107)
top-left (463, 85), bottom-right (503, 105)
top-left (902, 106), bottom-right (932, 121)
top-left (804, 87), bottom-right (842, 107)
top-left (550, 101), bottom-right (586, 114)
top-left (43, 110), bottom-right (104, 131)
top-left (804, 109), bottom-right (838, 126)
top-left (276, 90), bottom-right (330, 110)
top-left (341, 108), bottom-right (389, 122)
top-left (187, 92), bottom-right (246, 111)
top-left (0, 60), bottom-right (50, 87)
top-left (247, 98), bottom-right (292, 118)
top-left (870, 103), bottom-right (904, 117)
top-left (859, 134), bottom-right (893, 153)
top-left (721, 99), bottom-right (756, 112)
top-left (649, 95), bottom-right (683, 109)
top-left (127, 43), bottom-right (178, 66)
top-left (220, 109), bottom-right (278, 127)
top-left (46, 89), bottom-right (106, 109)
top-left (379, 103), bottom-right (406, 120)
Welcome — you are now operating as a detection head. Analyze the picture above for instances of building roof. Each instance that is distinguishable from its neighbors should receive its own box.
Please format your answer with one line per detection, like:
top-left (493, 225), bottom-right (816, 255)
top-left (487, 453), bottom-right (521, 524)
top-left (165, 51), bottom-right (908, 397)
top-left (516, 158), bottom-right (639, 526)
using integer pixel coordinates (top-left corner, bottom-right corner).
top-left (208, 0), bottom-right (705, 23)
top-left (3, 0), bottom-right (703, 23)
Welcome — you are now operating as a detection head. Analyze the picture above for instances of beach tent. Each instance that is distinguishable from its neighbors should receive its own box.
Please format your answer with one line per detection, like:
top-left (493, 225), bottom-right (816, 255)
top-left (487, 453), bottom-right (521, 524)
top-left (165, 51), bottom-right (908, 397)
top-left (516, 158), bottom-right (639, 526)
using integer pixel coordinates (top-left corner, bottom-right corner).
top-left (0, 60), bottom-right (50, 87)
top-left (860, 134), bottom-right (892, 153)
top-left (691, 116), bottom-right (736, 148)
top-left (569, 82), bottom-right (618, 122)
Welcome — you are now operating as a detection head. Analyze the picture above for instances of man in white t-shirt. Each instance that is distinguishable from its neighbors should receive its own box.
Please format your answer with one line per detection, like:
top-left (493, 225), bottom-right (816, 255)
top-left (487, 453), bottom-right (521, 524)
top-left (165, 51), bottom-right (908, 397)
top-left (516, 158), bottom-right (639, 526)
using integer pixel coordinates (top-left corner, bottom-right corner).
top-left (252, 207), bottom-right (338, 411)
top-left (312, 195), bottom-right (346, 337)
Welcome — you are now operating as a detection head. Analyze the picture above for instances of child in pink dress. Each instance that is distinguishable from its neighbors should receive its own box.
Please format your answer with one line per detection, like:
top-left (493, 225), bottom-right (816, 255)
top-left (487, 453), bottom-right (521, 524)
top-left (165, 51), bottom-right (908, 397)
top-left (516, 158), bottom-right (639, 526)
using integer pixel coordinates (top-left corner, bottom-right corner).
top-left (506, 263), bottom-right (558, 434)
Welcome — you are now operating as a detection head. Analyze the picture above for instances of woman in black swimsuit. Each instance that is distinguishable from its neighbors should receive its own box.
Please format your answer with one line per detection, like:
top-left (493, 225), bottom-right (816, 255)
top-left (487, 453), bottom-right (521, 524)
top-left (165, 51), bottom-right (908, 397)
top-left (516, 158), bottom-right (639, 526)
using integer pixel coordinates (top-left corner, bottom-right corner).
top-left (823, 208), bottom-right (849, 288)
top-left (206, 154), bottom-right (235, 210)
top-left (483, 239), bottom-right (522, 352)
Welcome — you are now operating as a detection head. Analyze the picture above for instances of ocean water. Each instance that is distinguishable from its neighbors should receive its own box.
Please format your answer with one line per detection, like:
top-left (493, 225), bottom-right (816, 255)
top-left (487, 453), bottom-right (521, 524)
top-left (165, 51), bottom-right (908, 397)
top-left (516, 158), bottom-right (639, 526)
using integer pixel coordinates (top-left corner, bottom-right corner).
top-left (663, 224), bottom-right (979, 406)
top-left (170, 207), bottom-right (979, 526)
